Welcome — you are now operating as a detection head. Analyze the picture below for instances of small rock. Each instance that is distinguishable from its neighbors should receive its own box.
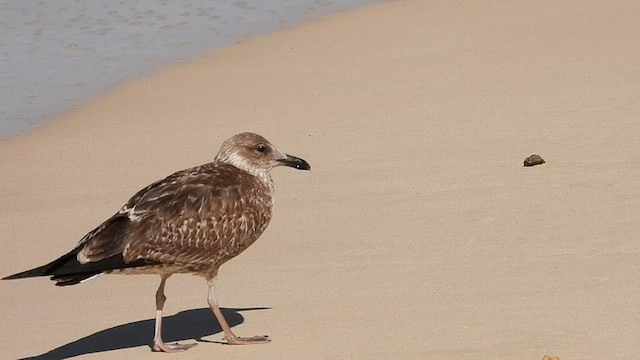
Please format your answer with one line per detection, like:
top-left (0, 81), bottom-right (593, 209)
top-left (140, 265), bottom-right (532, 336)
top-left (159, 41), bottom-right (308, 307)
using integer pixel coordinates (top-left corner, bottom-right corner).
top-left (524, 154), bottom-right (545, 167)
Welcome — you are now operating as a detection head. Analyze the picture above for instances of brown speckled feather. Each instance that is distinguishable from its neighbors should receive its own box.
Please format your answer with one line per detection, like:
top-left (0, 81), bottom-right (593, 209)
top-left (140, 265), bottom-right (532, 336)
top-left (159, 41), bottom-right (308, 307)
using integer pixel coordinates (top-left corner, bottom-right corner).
top-left (126, 163), bottom-right (273, 265)
top-left (78, 162), bottom-right (274, 278)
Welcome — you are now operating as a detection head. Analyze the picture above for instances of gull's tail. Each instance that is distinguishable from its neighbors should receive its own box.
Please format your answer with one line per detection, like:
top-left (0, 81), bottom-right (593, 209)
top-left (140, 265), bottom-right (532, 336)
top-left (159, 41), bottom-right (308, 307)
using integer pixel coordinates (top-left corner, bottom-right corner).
top-left (2, 248), bottom-right (159, 286)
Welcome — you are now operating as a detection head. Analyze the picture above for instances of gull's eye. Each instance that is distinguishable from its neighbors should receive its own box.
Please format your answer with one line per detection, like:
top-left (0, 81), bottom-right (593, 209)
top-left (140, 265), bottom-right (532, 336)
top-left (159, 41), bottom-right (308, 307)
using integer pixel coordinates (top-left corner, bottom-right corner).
top-left (256, 144), bottom-right (268, 153)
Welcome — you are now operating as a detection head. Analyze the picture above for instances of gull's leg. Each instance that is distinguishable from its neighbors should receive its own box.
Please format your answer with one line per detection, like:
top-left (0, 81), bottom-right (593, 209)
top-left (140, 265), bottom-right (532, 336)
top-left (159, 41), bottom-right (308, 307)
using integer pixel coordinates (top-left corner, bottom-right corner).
top-left (207, 282), bottom-right (270, 345)
top-left (152, 274), bottom-right (197, 352)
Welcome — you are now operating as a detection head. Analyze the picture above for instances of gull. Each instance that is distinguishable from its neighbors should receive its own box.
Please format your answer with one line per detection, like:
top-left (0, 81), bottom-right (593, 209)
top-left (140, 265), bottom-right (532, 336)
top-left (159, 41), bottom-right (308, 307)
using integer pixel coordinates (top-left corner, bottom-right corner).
top-left (3, 132), bottom-right (310, 352)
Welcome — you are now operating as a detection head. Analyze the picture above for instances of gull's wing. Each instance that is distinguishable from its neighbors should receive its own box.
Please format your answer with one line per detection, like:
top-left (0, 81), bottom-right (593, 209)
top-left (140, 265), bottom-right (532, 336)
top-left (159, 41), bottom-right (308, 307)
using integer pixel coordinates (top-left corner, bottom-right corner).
top-left (122, 164), bottom-right (272, 267)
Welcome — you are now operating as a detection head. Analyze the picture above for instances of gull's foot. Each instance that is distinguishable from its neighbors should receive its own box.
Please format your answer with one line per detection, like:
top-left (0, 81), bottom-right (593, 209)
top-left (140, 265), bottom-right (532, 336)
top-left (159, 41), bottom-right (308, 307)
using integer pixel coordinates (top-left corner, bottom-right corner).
top-left (152, 340), bottom-right (198, 352)
top-left (223, 334), bottom-right (271, 345)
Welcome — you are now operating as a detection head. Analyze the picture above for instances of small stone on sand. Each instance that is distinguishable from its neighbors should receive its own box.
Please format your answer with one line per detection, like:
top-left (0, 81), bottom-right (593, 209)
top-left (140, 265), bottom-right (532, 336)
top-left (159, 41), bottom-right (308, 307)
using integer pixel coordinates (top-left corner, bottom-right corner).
top-left (524, 154), bottom-right (545, 167)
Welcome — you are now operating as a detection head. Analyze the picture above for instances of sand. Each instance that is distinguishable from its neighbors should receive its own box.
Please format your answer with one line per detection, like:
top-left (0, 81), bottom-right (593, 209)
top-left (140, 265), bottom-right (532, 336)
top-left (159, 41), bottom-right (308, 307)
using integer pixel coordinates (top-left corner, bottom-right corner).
top-left (2, 0), bottom-right (640, 358)
top-left (1, 0), bottom-right (377, 138)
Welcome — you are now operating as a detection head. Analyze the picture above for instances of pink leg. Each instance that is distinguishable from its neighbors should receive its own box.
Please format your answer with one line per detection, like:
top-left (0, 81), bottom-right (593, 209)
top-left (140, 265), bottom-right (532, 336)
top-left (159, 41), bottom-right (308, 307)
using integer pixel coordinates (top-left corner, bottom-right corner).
top-left (207, 283), bottom-right (271, 345)
top-left (152, 275), bottom-right (197, 352)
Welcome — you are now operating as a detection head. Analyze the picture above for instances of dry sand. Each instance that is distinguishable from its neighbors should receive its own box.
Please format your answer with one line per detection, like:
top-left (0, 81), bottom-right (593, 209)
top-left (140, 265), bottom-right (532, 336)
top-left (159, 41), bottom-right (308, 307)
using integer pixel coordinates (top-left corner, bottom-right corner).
top-left (2, 0), bottom-right (640, 358)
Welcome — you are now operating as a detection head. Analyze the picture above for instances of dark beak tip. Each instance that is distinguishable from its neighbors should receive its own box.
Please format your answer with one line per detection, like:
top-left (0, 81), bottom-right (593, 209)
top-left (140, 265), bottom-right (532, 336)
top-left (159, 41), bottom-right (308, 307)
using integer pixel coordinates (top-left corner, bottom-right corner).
top-left (282, 154), bottom-right (311, 171)
top-left (298, 161), bottom-right (311, 171)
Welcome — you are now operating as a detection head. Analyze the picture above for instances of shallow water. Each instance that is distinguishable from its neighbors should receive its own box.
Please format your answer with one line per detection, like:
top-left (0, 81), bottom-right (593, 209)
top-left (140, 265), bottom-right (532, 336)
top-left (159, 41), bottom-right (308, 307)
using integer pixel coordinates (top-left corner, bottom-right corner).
top-left (0, 0), bottom-right (377, 139)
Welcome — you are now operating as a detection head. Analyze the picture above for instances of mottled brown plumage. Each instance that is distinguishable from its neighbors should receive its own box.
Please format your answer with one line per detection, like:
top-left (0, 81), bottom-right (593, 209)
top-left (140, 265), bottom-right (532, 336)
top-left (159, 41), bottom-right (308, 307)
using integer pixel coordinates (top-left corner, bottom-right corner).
top-left (3, 132), bottom-right (310, 352)
top-left (78, 161), bottom-right (275, 280)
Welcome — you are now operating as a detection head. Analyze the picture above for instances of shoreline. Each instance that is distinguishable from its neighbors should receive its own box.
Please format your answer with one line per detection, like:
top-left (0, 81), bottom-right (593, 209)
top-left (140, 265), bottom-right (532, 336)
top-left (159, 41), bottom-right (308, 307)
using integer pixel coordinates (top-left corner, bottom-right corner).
top-left (0, 0), bottom-right (379, 139)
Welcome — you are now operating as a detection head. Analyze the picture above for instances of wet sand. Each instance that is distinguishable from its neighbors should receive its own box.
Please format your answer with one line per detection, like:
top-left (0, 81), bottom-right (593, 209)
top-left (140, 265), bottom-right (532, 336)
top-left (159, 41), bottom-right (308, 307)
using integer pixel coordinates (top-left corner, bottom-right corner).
top-left (2, 0), bottom-right (640, 358)
top-left (0, 0), bottom-right (376, 137)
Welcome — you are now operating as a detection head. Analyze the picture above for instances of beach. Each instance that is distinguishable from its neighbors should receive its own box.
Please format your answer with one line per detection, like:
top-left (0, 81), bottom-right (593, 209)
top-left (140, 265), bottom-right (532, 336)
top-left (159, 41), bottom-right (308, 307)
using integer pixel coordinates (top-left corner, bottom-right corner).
top-left (0, 0), bottom-right (376, 137)
top-left (2, 0), bottom-right (640, 359)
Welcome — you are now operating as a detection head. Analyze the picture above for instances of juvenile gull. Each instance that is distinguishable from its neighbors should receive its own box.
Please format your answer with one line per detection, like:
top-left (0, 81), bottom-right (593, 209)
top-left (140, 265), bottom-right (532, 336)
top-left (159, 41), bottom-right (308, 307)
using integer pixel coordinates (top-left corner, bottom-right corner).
top-left (2, 132), bottom-right (310, 352)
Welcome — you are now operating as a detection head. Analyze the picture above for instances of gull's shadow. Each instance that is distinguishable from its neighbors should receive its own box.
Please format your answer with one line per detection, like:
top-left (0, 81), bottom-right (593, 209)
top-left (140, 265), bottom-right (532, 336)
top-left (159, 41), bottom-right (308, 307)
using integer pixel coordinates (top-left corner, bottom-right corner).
top-left (20, 307), bottom-right (270, 360)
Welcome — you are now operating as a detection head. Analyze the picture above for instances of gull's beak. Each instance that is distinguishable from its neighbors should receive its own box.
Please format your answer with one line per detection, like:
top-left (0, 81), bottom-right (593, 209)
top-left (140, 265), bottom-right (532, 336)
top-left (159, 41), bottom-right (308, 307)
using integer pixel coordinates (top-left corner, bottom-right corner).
top-left (278, 154), bottom-right (311, 170)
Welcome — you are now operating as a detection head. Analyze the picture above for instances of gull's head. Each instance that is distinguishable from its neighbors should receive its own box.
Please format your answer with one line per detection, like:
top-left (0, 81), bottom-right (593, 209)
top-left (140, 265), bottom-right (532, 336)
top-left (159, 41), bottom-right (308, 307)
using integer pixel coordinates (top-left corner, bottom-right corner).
top-left (215, 132), bottom-right (311, 176)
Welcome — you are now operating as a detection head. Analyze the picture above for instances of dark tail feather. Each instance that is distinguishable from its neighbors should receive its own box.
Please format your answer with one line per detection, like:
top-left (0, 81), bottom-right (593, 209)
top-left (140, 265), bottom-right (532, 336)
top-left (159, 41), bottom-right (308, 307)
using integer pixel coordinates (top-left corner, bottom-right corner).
top-left (2, 263), bottom-right (55, 280)
top-left (2, 250), bottom-right (78, 280)
top-left (3, 264), bottom-right (103, 286)
top-left (2, 249), bottom-right (159, 286)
